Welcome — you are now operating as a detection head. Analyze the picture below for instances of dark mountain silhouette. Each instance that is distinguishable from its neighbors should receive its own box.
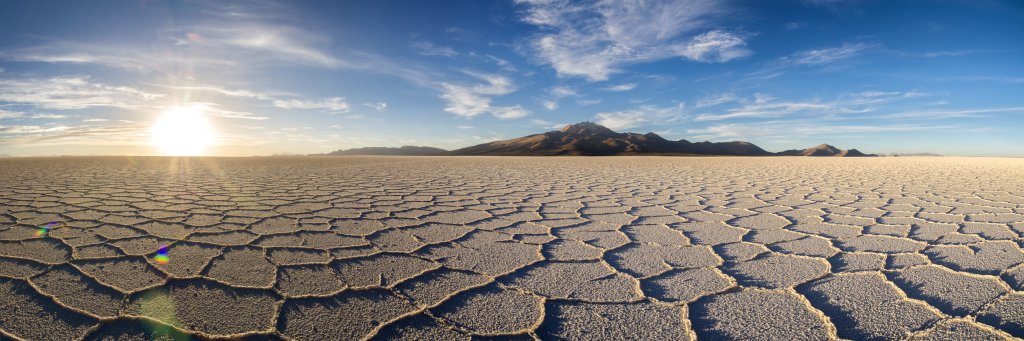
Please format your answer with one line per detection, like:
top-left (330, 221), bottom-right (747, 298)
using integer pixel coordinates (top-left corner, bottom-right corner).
top-left (776, 144), bottom-right (875, 157)
top-left (317, 123), bottom-right (874, 157)
top-left (319, 145), bottom-right (447, 156)
top-left (448, 122), bottom-right (772, 156)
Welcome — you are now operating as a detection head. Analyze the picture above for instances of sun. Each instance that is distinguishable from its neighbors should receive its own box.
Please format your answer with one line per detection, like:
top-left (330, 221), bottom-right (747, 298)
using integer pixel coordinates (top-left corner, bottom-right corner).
top-left (150, 104), bottom-right (216, 156)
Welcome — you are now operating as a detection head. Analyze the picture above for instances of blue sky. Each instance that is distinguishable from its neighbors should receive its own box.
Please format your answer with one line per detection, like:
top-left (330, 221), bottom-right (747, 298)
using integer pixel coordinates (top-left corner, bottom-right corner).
top-left (0, 0), bottom-right (1022, 156)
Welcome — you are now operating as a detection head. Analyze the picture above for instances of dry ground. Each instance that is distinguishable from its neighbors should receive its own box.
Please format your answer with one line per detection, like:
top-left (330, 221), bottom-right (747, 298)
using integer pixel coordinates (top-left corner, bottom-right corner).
top-left (1, 156), bottom-right (1024, 340)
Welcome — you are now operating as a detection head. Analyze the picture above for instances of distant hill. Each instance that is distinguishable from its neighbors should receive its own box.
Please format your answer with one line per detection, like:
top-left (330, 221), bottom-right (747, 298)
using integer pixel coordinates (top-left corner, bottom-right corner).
top-left (319, 145), bottom-right (448, 156)
top-left (449, 122), bottom-right (772, 156)
top-left (776, 144), bottom-right (875, 157)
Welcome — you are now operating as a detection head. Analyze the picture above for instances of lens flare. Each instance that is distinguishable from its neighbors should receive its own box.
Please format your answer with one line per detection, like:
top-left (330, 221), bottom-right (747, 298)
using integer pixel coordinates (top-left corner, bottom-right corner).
top-left (36, 221), bottom-right (57, 237)
top-left (155, 245), bottom-right (170, 264)
top-left (36, 221), bottom-right (64, 237)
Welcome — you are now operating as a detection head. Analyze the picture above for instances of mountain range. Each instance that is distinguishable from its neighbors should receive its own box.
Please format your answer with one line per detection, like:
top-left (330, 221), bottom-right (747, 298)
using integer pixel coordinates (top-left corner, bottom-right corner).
top-left (317, 122), bottom-right (876, 157)
top-left (320, 145), bottom-right (446, 156)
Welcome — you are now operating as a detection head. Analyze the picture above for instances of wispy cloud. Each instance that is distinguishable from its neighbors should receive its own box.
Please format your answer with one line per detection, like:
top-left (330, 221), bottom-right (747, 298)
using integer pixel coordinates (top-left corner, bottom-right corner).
top-left (515, 0), bottom-right (747, 81)
top-left (272, 97), bottom-right (350, 114)
top-left (784, 22), bottom-right (806, 31)
top-left (594, 103), bottom-right (686, 130)
top-left (172, 25), bottom-right (347, 68)
top-left (0, 125), bottom-right (72, 134)
top-left (412, 41), bottom-right (457, 57)
top-left (0, 76), bottom-right (164, 110)
top-left (603, 83), bottom-right (638, 92)
top-left (694, 91), bottom-right (924, 121)
top-left (688, 121), bottom-right (958, 142)
top-left (0, 4), bottom-right (441, 89)
top-left (188, 102), bottom-right (269, 120)
top-left (0, 122), bottom-right (149, 146)
top-left (540, 85), bottom-right (578, 110)
top-left (530, 119), bottom-right (567, 130)
top-left (930, 75), bottom-right (1024, 83)
top-left (787, 42), bottom-right (876, 65)
top-left (363, 102), bottom-right (388, 112)
top-left (695, 93), bottom-right (737, 108)
top-left (439, 72), bottom-right (529, 119)
top-left (2, 22), bottom-right (347, 73)
top-left (868, 106), bottom-right (1024, 120)
top-left (159, 85), bottom-right (276, 101)
top-left (0, 109), bottom-right (25, 119)
top-left (919, 50), bottom-right (977, 58)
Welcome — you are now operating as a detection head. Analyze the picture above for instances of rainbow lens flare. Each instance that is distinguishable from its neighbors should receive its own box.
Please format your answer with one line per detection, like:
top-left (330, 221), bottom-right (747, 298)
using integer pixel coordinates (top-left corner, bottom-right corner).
top-left (155, 245), bottom-right (170, 264)
top-left (36, 221), bottom-right (57, 237)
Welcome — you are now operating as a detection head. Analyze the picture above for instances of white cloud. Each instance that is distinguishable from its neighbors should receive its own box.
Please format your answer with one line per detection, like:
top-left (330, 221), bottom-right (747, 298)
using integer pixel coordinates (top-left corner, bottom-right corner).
top-left (577, 99), bottom-right (602, 106)
top-left (542, 100), bottom-right (559, 111)
top-left (548, 86), bottom-right (577, 98)
top-left (364, 102), bottom-right (388, 112)
top-left (516, 0), bottom-right (745, 81)
top-left (675, 30), bottom-right (751, 63)
top-left (594, 103), bottom-right (686, 130)
top-left (603, 83), bottom-right (638, 92)
top-left (273, 97), bottom-right (350, 114)
top-left (412, 41), bottom-right (457, 57)
top-left (439, 72), bottom-right (529, 119)
top-left (441, 84), bottom-right (491, 118)
top-left (696, 93), bottom-right (737, 108)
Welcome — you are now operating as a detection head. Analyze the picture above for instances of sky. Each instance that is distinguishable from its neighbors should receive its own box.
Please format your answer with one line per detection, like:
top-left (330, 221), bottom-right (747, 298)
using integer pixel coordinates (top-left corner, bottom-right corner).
top-left (0, 0), bottom-right (1022, 157)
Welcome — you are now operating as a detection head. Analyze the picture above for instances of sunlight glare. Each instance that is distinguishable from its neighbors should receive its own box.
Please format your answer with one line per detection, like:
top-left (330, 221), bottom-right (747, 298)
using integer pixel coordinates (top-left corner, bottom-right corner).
top-left (151, 104), bottom-right (215, 156)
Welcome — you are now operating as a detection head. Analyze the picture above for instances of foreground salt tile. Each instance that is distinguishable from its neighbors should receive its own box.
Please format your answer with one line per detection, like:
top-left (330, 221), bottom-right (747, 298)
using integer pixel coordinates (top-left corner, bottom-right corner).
top-left (724, 252), bottom-right (830, 289)
top-left (432, 284), bottom-right (544, 335)
top-left (691, 289), bottom-right (833, 340)
top-left (890, 265), bottom-right (1008, 316)
top-left (0, 277), bottom-right (97, 340)
top-left (799, 273), bottom-right (941, 339)
top-left (538, 301), bottom-right (689, 339)
top-left (125, 279), bottom-right (278, 336)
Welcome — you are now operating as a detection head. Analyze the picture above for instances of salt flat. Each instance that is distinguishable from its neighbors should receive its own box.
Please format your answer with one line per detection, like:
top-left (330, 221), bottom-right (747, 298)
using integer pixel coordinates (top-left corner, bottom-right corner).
top-left (1, 156), bottom-right (1023, 340)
